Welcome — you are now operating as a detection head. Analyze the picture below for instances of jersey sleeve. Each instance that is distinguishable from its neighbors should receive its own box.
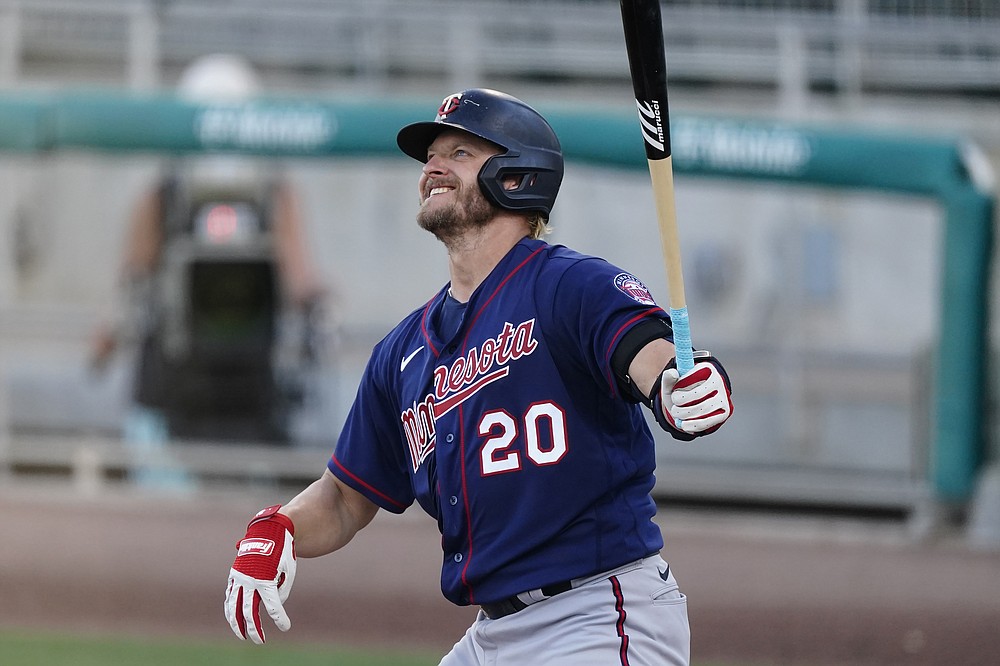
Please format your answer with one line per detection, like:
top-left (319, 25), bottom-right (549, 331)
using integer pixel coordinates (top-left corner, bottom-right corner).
top-left (328, 345), bottom-right (414, 514)
top-left (540, 254), bottom-right (670, 398)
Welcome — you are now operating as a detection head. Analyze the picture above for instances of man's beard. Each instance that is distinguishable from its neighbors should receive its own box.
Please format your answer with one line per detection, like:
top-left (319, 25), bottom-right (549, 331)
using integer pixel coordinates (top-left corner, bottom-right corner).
top-left (417, 183), bottom-right (497, 242)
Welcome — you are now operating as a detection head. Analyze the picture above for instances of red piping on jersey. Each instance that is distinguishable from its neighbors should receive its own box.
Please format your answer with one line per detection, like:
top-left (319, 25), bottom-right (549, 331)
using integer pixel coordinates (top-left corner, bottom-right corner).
top-left (419, 294), bottom-right (441, 356)
top-left (610, 575), bottom-right (631, 665)
top-left (464, 246), bottom-right (546, 335)
top-left (603, 308), bottom-right (666, 398)
top-left (329, 455), bottom-right (408, 511)
top-left (455, 244), bottom-right (545, 604)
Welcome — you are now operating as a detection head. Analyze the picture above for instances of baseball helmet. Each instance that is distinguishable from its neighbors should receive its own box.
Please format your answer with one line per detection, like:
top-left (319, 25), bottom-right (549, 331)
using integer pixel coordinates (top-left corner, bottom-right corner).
top-left (396, 88), bottom-right (564, 217)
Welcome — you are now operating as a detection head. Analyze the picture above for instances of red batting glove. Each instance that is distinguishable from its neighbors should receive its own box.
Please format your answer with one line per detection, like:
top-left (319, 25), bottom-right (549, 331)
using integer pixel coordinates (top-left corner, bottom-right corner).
top-left (224, 505), bottom-right (296, 644)
top-left (652, 353), bottom-right (733, 440)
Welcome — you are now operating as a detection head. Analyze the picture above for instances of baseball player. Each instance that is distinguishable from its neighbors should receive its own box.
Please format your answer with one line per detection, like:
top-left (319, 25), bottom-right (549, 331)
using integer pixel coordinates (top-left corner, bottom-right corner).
top-left (225, 88), bottom-right (733, 665)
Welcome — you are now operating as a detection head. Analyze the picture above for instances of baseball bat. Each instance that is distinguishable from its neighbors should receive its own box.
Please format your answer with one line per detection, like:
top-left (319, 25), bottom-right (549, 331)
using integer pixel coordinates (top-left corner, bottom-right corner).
top-left (619, 0), bottom-right (694, 376)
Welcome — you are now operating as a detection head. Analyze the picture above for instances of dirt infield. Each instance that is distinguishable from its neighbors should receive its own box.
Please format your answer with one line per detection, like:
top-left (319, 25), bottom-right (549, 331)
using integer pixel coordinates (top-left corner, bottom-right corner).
top-left (3, 484), bottom-right (1000, 665)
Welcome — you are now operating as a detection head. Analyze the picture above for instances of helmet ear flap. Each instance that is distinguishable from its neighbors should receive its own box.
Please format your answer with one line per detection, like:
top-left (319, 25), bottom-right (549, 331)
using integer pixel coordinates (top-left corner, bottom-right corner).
top-left (478, 151), bottom-right (562, 216)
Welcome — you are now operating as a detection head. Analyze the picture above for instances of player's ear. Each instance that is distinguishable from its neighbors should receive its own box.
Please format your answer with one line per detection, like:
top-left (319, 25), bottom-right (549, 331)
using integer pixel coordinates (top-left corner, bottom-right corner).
top-left (502, 174), bottom-right (526, 191)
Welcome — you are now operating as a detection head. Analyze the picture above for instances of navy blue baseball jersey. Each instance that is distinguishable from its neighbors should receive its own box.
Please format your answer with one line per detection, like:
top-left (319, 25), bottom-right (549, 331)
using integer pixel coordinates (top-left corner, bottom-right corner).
top-left (329, 238), bottom-right (671, 606)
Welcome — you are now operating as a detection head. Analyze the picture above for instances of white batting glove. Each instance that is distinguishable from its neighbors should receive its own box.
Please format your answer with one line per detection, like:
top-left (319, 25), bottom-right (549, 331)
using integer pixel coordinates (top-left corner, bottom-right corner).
top-left (224, 505), bottom-right (297, 644)
top-left (653, 353), bottom-right (733, 440)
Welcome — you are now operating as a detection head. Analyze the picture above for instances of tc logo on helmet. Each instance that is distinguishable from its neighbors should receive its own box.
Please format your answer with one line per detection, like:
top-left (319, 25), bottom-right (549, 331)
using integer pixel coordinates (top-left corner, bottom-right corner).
top-left (436, 93), bottom-right (463, 120)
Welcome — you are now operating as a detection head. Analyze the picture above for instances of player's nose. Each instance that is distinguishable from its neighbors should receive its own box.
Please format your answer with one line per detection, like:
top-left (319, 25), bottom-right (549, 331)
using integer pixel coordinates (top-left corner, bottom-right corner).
top-left (422, 154), bottom-right (449, 176)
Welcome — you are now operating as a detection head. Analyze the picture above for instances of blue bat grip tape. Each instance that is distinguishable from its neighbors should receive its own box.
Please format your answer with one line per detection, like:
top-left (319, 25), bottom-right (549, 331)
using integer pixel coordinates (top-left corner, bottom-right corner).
top-left (669, 307), bottom-right (694, 375)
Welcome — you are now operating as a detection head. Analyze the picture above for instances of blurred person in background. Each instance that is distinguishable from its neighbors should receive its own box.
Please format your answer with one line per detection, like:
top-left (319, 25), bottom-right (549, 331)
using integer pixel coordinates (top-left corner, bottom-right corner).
top-left (90, 54), bottom-right (327, 488)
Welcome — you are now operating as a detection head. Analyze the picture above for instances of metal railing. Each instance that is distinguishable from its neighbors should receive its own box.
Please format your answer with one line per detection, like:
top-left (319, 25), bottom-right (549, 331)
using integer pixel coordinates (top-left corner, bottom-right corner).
top-left (0, 0), bottom-right (996, 95)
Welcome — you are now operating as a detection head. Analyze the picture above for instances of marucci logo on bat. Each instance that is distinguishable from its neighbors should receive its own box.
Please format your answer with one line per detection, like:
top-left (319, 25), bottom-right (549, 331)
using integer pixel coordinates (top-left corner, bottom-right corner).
top-left (636, 99), bottom-right (665, 152)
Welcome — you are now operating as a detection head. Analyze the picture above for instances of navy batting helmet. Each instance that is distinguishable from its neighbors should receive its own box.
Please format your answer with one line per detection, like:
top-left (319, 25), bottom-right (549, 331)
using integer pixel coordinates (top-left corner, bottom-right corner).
top-left (396, 88), bottom-right (564, 217)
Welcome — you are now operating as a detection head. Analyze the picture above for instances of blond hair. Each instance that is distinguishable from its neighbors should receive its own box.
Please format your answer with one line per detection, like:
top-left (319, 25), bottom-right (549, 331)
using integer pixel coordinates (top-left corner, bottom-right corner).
top-left (527, 214), bottom-right (551, 240)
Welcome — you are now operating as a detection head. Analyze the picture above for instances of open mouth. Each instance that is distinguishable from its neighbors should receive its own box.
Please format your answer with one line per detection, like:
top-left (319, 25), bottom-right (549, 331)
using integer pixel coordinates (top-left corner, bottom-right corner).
top-left (427, 186), bottom-right (455, 198)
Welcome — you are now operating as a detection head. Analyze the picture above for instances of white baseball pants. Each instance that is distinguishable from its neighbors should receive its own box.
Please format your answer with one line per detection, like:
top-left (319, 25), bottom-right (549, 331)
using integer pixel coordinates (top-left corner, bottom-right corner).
top-left (438, 554), bottom-right (690, 666)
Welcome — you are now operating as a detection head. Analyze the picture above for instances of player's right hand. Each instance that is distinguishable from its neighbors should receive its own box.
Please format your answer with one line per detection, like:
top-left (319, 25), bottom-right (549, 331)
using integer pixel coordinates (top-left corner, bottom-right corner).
top-left (224, 505), bottom-right (297, 644)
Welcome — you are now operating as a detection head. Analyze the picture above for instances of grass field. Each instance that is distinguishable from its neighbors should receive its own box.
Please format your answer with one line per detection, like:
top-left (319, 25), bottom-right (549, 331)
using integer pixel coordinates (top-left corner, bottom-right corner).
top-left (0, 631), bottom-right (442, 666)
top-left (0, 630), bottom-right (747, 665)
